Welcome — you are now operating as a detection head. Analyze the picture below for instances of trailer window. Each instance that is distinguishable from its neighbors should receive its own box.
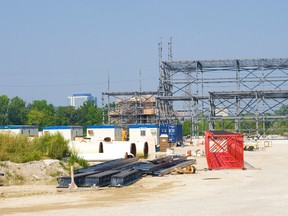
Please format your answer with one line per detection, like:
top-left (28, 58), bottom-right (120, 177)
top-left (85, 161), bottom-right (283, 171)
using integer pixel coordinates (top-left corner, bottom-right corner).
top-left (88, 130), bottom-right (94, 135)
top-left (140, 130), bottom-right (146, 136)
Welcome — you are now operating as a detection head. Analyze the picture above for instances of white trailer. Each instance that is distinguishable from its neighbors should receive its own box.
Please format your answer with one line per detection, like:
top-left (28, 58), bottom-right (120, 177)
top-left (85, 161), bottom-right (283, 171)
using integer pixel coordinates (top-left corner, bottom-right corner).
top-left (42, 126), bottom-right (83, 141)
top-left (0, 125), bottom-right (39, 137)
top-left (128, 124), bottom-right (158, 156)
top-left (86, 125), bottom-right (122, 141)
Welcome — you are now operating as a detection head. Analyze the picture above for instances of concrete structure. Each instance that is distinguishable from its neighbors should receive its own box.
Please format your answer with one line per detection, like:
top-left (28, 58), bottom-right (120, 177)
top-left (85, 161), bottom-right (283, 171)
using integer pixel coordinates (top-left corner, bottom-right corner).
top-left (86, 125), bottom-right (122, 141)
top-left (67, 93), bottom-right (97, 109)
top-left (0, 125), bottom-right (38, 137)
top-left (42, 126), bottom-right (83, 141)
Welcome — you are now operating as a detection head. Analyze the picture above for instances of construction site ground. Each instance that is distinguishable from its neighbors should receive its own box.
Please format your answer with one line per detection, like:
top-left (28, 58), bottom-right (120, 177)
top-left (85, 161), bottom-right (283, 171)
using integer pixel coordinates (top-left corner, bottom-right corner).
top-left (0, 140), bottom-right (288, 216)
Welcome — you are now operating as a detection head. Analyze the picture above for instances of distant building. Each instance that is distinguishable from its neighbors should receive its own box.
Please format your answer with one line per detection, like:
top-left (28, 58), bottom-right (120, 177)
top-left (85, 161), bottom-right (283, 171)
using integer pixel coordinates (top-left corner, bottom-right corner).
top-left (67, 93), bottom-right (97, 108)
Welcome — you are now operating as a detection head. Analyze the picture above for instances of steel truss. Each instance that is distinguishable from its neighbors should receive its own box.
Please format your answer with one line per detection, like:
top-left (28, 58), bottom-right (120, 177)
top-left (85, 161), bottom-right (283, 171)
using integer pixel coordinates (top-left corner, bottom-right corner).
top-left (209, 90), bottom-right (288, 135)
top-left (159, 58), bottom-right (288, 136)
top-left (102, 91), bottom-right (158, 127)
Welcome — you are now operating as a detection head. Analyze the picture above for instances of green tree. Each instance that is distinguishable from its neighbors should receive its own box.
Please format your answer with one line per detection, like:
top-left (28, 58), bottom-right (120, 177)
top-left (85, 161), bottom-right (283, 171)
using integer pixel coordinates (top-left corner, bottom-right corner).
top-left (54, 106), bottom-right (77, 125)
top-left (197, 113), bottom-right (209, 135)
top-left (275, 104), bottom-right (288, 115)
top-left (76, 101), bottom-right (102, 128)
top-left (0, 95), bottom-right (9, 125)
top-left (214, 119), bottom-right (235, 131)
top-left (183, 121), bottom-right (191, 136)
top-left (8, 97), bottom-right (27, 124)
top-left (27, 100), bottom-right (55, 128)
top-left (27, 109), bottom-right (47, 127)
top-left (28, 100), bottom-right (55, 114)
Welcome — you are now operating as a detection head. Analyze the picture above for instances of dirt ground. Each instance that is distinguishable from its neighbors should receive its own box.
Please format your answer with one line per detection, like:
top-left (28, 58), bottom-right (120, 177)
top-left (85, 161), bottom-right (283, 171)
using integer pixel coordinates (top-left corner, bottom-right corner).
top-left (1, 140), bottom-right (288, 216)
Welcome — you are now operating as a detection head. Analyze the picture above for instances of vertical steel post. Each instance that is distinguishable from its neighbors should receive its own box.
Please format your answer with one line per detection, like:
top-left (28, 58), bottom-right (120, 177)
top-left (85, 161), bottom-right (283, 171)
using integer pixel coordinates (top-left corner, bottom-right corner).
top-left (262, 94), bottom-right (266, 136)
top-left (209, 93), bottom-right (215, 130)
top-left (201, 65), bottom-right (205, 135)
top-left (235, 60), bottom-right (240, 132)
top-left (102, 93), bottom-right (105, 124)
top-left (255, 92), bottom-right (259, 136)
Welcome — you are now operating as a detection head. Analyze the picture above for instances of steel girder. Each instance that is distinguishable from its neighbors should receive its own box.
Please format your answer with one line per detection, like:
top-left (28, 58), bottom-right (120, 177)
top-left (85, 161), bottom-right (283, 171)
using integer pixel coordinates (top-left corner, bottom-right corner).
top-left (209, 90), bottom-right (288, 135)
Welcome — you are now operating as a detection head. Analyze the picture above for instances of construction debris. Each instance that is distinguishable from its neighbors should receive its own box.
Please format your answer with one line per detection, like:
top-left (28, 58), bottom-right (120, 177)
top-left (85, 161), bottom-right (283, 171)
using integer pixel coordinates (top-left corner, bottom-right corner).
top-left (172, 165), bottom-right (196, 175)
top-left (0, 173), bottom-right (4, 187)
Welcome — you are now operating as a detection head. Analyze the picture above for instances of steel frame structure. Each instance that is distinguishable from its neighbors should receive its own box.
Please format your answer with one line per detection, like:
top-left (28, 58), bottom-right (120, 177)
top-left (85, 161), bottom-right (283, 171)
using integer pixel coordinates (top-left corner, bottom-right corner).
top-left (159, 58), bottom-right (288, 136)
top-left (209, 90), bottom-right (288, 135)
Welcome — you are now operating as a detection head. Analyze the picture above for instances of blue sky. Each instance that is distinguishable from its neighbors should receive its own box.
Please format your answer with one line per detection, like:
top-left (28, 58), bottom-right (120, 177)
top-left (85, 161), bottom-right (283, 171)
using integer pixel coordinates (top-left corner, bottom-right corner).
top-left (0, 0), bottom-right (287, 106)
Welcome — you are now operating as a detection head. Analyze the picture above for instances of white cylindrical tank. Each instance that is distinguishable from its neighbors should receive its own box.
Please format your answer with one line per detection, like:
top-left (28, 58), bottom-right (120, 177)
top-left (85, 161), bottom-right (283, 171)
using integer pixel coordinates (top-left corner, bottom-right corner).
top-left (69, 141), bottom-right (102, 154)
top-left (69, 140), bottom-right (155, 161)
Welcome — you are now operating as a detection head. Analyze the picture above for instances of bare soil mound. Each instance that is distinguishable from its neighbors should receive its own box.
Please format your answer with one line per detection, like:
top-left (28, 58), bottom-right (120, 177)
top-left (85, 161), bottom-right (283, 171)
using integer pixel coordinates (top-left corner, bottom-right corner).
top-left (0, 160), bottom-right (69, 186)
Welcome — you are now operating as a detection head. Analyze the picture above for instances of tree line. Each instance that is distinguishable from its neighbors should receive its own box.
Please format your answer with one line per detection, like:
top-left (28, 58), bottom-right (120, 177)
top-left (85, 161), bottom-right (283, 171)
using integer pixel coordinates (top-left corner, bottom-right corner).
top-left (2, 94), bottom-right (288, 136)
top-left (0, 95), bottom-right (106, 130)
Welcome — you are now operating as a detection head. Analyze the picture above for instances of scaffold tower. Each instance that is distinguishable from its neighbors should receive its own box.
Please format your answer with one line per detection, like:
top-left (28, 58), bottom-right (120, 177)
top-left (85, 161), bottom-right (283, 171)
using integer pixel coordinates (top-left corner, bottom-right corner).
top-left (102, 91), bottom-right (158, 128)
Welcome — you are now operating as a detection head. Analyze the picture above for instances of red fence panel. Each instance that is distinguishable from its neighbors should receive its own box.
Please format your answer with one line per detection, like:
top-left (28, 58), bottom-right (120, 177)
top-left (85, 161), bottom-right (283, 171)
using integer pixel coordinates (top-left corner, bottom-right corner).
top-left (205, 130), bottom-right (244, 169)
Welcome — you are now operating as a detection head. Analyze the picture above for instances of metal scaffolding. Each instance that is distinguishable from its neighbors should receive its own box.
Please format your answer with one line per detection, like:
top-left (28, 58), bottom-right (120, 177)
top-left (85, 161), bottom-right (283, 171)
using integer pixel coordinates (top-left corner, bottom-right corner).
top-left (209, 90), bottom-right (288, 135)
top-left (159, 58), bottom-right (288, 136)
top-left (102, 91), bottom-right (158, 128)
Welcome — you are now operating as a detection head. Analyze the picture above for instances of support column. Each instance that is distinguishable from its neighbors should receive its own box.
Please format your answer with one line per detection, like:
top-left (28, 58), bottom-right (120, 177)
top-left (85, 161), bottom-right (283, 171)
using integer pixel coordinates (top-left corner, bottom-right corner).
top-left (209, 93), bottom-right (215, 130)
top-left (255, 92), bottom-right (259, 136)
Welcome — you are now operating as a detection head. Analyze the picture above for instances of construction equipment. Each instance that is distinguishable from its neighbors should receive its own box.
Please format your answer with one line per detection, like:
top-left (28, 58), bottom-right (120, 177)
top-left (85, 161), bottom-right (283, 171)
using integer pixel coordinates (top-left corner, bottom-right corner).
top-left (244, 140), bottom-right (259, 151)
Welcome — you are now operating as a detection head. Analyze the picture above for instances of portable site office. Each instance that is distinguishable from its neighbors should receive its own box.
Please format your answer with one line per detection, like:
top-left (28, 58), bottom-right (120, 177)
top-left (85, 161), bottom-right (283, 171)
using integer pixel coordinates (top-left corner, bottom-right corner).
top-left (42, 126), bottom-right (83, 141)
top-left (86, 125), bottom-right (122, 141)
top-left (0, 125), bottom-right (39, 137)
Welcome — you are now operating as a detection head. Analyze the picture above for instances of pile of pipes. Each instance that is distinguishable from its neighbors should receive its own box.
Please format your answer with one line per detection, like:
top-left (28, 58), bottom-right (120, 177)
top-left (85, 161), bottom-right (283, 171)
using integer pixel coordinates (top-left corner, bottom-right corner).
top-left (69, 140), bottom-right (152, 161)
top-left (57, 156), bottom-right (196, 188)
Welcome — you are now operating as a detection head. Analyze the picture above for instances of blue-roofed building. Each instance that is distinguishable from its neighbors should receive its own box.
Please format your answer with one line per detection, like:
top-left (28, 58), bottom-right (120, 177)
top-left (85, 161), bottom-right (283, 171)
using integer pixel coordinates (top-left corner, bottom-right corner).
top-left (0, 125), bottom-right (39, 137)
top-left (86, 125), bottom-right (122, 141)
top-left (42, 126), bottom-right (83, 141)
top-left (128, 124), bottom-right (158, 155)
top-left (128, 124), bottom-right (159, 145)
